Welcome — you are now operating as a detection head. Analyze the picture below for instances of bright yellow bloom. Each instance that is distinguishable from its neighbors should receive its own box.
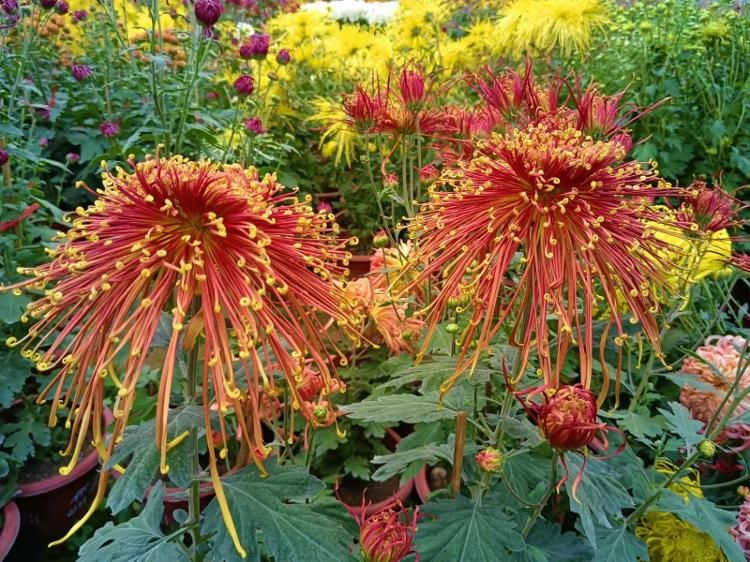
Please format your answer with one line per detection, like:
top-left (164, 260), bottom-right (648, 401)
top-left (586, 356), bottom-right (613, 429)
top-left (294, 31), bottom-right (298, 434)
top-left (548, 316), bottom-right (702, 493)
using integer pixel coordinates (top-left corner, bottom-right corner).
top-left (494, 0), bottom-right (609, 58)
top-left (308, 99), bottom-right (359, 167)
top-left (636, 460), bottom-right (726, 562)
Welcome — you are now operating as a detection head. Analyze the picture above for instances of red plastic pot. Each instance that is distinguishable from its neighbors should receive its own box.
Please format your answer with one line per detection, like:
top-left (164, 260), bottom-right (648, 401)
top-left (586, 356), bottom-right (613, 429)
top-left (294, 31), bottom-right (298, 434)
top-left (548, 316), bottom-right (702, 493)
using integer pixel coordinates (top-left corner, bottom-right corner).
top-left (15, 408), bottom-right (114, 539)
top-left (339, 428), bottom-right (415, 518)
top-left (0, 502), bottom-right (20, 560)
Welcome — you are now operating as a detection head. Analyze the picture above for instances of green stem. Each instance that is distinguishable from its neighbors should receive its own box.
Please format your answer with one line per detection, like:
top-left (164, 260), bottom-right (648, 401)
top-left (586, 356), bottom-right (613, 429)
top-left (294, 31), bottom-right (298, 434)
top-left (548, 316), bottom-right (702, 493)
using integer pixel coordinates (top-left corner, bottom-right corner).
top-left (521, 450), bottom-right (559, 537)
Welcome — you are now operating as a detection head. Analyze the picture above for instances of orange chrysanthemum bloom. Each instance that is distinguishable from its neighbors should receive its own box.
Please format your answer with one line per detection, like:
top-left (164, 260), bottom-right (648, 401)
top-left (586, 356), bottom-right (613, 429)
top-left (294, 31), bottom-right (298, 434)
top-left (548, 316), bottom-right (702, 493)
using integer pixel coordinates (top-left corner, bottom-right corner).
top-left (4, 155), bottom-right (355, 555)
top-left (405, 111), bottom-right (694, 398)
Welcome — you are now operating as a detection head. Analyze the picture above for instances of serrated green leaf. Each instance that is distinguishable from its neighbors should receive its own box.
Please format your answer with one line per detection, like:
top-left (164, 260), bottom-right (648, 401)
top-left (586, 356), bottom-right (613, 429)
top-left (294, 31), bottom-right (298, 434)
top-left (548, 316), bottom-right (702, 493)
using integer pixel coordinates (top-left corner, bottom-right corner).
top-left (562, 454), bottom-right (634, 548)
top-left (78, 482), bottom-right (187, 562)
top-left (106, 406), bottom-right (203, 513)
top-left (377, 356), bottom-right (492, 394)
top-left (0, 351), bottom-right (32, 408)
top-left (415, 495), bottom-right (525, 561)
top-left (656, 491), bottom-right (745, 562)
top-left (590, 526), bottom-right (647, 562)
top-left (341, 392), bottom-right (457, 424)
top-left (203, 461), bottom-right (352, 562)
top-left (343, 455), bottom-right (371, 480)
top-left (503, 450), bottom-right (552, 503)
top-left (2, 408), bottom-right (51, 463)
top-left (657, 402), bottom-right (703, 447)
top-left (511, 521), bottom-right (593, 562)
top-left (0, 292), bottom-right (31, 324)
top-left (613, 409), bottom-right (667, 441)
top-left (371, 443), bottom-right (452, 482)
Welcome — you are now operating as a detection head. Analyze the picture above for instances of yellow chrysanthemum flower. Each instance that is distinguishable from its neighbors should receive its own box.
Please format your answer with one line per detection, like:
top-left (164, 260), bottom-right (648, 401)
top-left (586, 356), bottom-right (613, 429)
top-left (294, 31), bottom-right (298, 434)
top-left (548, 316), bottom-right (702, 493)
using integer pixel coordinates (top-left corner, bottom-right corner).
top-left (308, 99), bottom-right (358, 167)
top-left (494, 0), bottom-right (609, 58)
top-left (636, 459), bottom-right (727, 562)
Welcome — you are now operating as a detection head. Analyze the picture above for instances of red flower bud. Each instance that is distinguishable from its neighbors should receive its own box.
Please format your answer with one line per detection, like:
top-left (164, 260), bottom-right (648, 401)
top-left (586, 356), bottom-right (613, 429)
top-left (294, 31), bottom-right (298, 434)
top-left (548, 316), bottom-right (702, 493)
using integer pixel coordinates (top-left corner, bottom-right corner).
top-left (537, 385), bottom-right (604, 450)
top-left (357, 502), bottom-right (419, 562)
top-left (194, 0), bottom-right (222, 27)
top-left (476, 447), bottom-right (503, 473)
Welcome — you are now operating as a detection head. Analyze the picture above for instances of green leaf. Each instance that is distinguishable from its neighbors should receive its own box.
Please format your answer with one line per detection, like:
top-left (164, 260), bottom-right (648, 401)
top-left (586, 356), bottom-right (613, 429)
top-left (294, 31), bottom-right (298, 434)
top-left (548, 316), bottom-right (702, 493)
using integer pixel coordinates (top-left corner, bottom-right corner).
top-left (562, 454), bottom-right (634, 548)
top-left (2, 408), bottom-right (50, 463)
top-left (343, 455), bottom-right (371, 480)
top-left (503, 450), bottom-right (552, 503)
top-left (656, 491), bottom-right (745, 562)
top-left (371, 443), bottom-right (452, 482)
top-left (612, 409), bottom-right (667, 441)
top-left (106, 406), bottom-right (203, 514)
top-left (657, 402), bottom-right (704, 447)
top-left (0, 292), bottom-right (31, 324)
top-left (377, 356), bottom-right (493, 394)
top-left (0, 352), bottom-right (32, 408)
top-left (590, 526), bottom-right (647, 562)
top-left (341, 392), bottom-right (457, 424)
top-left (511, 521), bottom-right (593, 562)
top-left (203, 461), bottom-right (352, 562)
top-left (78, 482), bottom-right (188, 562)
top-left (415, 495), bottom-right (525, 561)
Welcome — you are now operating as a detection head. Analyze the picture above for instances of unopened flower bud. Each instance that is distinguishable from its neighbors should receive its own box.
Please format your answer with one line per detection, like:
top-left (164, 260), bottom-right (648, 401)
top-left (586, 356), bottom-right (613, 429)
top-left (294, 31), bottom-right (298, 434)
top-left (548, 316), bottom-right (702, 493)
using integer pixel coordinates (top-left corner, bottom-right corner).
top-left (445, 323), bottom-right (460, 334)
top-left (373, 231), bottom-right (388, 248)
top-left (538, 385), bottom-right (604, 450)
top-left (476, 447), bottom-right (503, 473)
top-left (312, 404), bottom-right (327, 422)
top-left (698, 439), bottom-right (716, 458)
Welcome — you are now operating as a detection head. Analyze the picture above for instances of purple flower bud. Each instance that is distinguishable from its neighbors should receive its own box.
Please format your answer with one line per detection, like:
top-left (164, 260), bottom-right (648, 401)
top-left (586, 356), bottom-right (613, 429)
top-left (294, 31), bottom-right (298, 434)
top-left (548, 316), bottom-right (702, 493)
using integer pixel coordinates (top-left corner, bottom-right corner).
top-left (244, 117), bottom-right (265, 135)
top-left (39, 137), bottom-right (49, 148)
top-left (0, 149), bottom-right (8, 166)
top-left (243, 33), bottom-right (270, 59)
top-left (1, 0), bottom-right (18, 15)
top-left (233, 74), bottom-right (254, 96)
top-left (99, 121), bottom-right (120, 138)
top-left (194, 0), bottom-right (222, 27)
top-left (71, 64), bottom-right (92, 81)
top-left (72, 8), bottom-right (87, 21)
top-left (39, 0), bottom-right (56, 9)
top-left (276, 49), bottom-right (290, 65)
top-left (54, 0), bottom-right (68, 14)
top-left (66, 152), bottom-right (80, 163)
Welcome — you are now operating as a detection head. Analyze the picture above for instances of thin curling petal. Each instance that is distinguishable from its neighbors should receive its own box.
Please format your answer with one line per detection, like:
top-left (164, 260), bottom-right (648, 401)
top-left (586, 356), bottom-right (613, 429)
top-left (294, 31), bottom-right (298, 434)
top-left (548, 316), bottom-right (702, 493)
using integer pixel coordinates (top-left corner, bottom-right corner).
top-left (3, 155), bottom-right (356, 551)
top-left (404, 83), bottom-right (696, 396)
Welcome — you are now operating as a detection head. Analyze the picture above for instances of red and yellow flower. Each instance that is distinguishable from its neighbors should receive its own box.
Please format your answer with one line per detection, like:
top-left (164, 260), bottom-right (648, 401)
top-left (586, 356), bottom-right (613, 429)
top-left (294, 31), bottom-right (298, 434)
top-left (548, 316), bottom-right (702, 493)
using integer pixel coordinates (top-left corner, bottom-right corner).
top-left (4, 154), bottom-right (356, 555)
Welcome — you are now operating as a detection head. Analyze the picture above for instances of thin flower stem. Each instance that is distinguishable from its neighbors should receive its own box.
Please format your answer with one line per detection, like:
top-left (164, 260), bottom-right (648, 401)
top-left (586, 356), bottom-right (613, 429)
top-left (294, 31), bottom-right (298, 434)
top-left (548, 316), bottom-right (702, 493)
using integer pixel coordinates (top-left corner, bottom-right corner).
top-left (521, 450), bottom-right (559, 537)
top-left (451, 411), bottom-right (468, 498)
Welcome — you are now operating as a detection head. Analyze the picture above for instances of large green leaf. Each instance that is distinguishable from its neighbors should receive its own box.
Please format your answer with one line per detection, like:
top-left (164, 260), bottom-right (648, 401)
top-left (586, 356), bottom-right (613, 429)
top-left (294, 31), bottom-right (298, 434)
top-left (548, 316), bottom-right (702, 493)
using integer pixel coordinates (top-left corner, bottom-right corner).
top-left (106, 406), bottom-right (203, 514)
top-left (0, 351), bottom-right (31, 408)
top-left (656, 491), bottom-right (745, 562)
top-left (415, 496), bottom-right (525, 561)
top-left (657, 402), bottom-right (704, 448)
top-left (202, 461), bottom-right (352, 562)
top-left (371, 443), bottom-right (452, 482)
top-left (562, 454), bottom-right (634, 548)
top-left (377, 356), bottom-right (493, 394)
top-left (2, 407), bottom-right (50, 463)
top-left (503, 450), bottom-right (553, 503)
top-left (590, 526), bottom-right (647, 562)
top-left (510, 521), bottom-right (593, 562)
top-left (341, 392), bottom-right (458, 424)
top-left (79, 482), bottom-right (187, 562)
top-left (0, 292), bottom-right (31, 324)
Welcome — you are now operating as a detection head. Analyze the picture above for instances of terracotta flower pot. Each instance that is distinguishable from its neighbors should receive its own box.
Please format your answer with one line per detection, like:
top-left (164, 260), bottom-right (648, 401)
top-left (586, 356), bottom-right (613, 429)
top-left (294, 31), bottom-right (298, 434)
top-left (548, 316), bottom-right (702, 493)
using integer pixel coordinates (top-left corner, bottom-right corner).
top-left (338, 428), bottom-right (415, 518)
top-left (15, 408), bottom-right (114, 539)
top-left (0, 502), bottom-right (20, 560)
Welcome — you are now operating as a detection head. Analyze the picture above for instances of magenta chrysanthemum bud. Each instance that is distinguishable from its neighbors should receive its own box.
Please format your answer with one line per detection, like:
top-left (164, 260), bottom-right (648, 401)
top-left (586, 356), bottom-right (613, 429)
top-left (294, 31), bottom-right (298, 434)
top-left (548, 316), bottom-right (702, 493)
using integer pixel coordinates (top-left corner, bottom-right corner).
top-left (71, 64), bottom-right (92, 81)
top-left (66, 152), bottom-right (80, 163)
top-left (39, 0), bottom-right (56, 9)
top-left (244, 117), bottom-right (265, 135)
top-left (0, 149), bottom-right (8, 166)
top-left (99, 121), bottom-right (119, 138)
top-left (72, 8), bottom-right (87, 21)
top-left (276, 48), bottom-right (291, 65)
top-left (194, 0), bottom-right (222, 27)
top-left (54, 0), bottom-right (68, 14)
top-left (233, 74), bottom-right (254, 95)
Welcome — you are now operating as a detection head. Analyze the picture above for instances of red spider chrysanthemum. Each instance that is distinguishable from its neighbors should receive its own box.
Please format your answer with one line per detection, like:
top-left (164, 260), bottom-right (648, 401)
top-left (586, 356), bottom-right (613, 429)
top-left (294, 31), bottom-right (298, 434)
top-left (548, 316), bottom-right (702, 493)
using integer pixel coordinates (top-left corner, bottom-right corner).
top-left (404, 110), bottom-right (695, 397)
top-left (4, 154), bottom-right (356, 554)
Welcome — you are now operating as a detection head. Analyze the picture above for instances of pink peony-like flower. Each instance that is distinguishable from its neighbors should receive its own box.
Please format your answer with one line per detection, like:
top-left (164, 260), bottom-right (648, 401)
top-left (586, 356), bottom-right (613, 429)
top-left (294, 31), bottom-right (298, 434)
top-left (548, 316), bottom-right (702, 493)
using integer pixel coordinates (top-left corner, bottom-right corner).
top-left (732, 492), bottom-right (750, 558)
top-left (244, 116), bottom-right (265, 135)
top-left (234, 74), bottom-right (255, 95)
top-left (680, 335), bottom-right (750, 449)
top-left (194, 0), bottom-right (222, 26)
